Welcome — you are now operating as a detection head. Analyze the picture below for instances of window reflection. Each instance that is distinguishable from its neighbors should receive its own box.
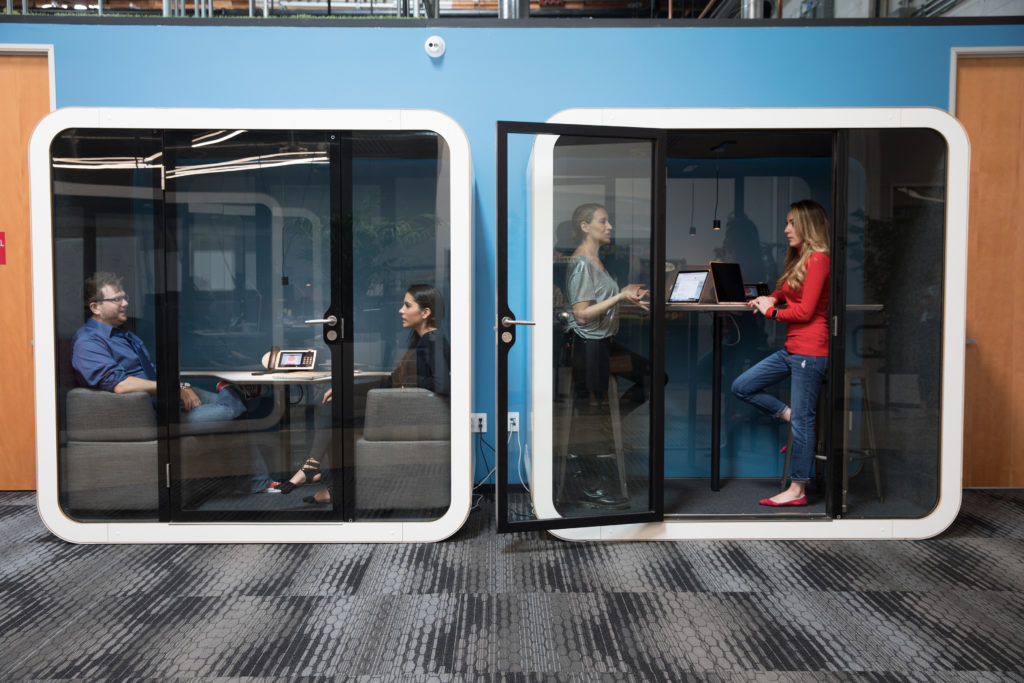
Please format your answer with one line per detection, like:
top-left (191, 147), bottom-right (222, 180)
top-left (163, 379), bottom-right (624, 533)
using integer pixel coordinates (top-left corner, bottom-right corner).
top-left (50, 128), bottom-right (453, 523)
top-left (52, 129), bottom-right (162, 521)
top-left (844, 128), bottom-right (946, 519)
top-left (549, 137), bottom-right (655, 519)
top-left (350, 133), bottom-right (452, 520)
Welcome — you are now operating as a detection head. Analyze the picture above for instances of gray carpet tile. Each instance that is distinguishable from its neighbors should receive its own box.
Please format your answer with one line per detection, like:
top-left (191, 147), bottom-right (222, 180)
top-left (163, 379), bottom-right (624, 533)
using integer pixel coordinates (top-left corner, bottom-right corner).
top-left (0, 489), bottom-right (1022, 680)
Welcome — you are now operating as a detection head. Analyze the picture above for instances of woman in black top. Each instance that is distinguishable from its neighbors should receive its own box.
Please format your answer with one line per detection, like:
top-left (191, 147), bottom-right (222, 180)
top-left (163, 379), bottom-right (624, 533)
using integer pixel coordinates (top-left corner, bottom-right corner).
top-left (278, 284), bottom-right (450, 503)
top-left (389, 283), bottom-right (451, 396)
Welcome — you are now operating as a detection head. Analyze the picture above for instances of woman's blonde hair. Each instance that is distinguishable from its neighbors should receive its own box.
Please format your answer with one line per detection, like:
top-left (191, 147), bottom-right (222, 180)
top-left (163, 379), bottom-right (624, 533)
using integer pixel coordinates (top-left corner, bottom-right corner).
top-left (776, 200), bottom-right (830, 291)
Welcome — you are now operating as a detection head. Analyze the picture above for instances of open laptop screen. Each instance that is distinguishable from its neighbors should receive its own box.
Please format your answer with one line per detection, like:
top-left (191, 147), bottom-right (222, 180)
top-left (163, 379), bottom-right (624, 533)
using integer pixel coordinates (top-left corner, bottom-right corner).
top-left (668, 269), bottom-right (709, 303)
top-left (709, 261), bottom-right (748, 303)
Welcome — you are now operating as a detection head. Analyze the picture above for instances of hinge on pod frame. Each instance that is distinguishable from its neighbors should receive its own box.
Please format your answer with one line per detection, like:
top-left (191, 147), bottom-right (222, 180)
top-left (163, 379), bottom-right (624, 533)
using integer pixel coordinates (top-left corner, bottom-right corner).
top-left (166, 462), bottom-right (171, 488)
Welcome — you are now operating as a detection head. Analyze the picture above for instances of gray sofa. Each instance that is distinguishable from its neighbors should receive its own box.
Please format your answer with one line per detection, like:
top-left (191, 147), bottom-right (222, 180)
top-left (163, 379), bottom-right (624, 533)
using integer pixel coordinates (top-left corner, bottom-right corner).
top-left (62, 388), bottom-right (160, 512)
top-left (60, 387), bottom-right (285, 514)
top-left (354, 388), bottom-right (451, 512)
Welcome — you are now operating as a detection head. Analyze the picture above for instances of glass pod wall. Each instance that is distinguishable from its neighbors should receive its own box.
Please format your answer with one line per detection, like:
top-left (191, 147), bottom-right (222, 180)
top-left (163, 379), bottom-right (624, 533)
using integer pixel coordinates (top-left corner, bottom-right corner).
top-left (47, 123), bottom-right (462, 529)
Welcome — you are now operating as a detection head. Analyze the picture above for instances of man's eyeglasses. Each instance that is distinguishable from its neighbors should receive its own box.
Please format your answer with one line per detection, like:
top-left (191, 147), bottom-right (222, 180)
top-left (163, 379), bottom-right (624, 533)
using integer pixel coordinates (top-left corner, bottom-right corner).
top-left (95, 295), bottom-right (129, 304)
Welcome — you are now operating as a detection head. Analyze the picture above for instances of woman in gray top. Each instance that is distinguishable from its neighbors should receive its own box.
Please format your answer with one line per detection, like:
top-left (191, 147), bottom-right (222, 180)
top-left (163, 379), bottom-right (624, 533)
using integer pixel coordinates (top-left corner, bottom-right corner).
top-left (562, 203), bottom-right (651, 508)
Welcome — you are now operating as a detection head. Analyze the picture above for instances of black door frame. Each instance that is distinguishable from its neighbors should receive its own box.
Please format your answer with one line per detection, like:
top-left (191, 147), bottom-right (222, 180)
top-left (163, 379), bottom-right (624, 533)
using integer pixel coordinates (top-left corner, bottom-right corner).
top-left (495, 120), bottom-right (667, 533)
top-left (826, 130), bottom-right (849, 518)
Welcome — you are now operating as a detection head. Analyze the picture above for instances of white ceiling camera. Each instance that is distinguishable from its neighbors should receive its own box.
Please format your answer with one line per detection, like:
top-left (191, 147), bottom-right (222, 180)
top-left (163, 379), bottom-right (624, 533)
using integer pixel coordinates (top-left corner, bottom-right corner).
top-left (425, 35), bottom-right (446, 59)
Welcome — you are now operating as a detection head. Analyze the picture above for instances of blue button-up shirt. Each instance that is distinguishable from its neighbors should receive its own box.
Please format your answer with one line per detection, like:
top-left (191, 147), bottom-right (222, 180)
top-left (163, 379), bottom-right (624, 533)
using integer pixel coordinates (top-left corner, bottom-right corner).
top-left (71, 318), bottom-right (157, 391)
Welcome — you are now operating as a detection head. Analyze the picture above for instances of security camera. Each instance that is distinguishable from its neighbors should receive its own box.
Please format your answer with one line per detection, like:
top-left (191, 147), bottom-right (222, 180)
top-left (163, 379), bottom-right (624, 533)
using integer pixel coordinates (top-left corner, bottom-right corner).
top-left (424, 35), bottom-right (446, 59)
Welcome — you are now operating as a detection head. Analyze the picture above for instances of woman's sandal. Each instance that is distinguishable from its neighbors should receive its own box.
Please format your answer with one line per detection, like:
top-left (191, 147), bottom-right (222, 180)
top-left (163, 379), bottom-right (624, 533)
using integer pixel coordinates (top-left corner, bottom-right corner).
top-left (303, 492), bottom-right (331, 505)
top-left (277, 458), bottom-right (321, 494)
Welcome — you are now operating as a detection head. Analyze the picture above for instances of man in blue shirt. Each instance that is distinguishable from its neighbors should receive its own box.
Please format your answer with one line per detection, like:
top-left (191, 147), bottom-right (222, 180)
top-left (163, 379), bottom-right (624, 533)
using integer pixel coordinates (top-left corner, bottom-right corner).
top-left (72, 272), bottom-right (278, 493)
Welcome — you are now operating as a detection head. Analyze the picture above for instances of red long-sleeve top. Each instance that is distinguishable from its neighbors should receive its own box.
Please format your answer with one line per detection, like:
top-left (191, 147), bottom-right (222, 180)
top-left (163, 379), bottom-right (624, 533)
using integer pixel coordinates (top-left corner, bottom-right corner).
top-left (766, 250), bottom-right (830, 357)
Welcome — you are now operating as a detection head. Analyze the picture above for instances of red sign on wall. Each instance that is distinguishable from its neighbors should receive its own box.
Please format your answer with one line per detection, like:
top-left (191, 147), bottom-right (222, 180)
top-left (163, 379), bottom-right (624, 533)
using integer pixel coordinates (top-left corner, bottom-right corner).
top-left (0, 232), bottom-right (5, 265)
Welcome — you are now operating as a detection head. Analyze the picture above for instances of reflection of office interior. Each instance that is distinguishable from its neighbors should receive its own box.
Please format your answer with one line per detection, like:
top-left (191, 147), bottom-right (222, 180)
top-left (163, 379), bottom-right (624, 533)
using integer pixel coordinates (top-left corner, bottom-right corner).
top-left (52, 128), bottom-right (453, 523)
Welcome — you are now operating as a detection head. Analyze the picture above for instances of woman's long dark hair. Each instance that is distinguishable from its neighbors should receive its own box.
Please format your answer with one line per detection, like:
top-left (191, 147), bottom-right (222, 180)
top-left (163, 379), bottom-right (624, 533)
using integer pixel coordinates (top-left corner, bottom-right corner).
top-left (405, 283), bottom-right (445, 348)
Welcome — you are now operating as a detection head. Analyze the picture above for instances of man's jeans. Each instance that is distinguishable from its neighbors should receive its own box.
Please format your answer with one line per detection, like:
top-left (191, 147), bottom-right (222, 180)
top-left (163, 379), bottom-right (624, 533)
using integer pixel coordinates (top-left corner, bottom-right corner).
top-left (180, 387), bottom-right (272, 493)
top-left (731, 349), bottom-right (828, 483)
top-left (181, 387), bottom-right (246, 424)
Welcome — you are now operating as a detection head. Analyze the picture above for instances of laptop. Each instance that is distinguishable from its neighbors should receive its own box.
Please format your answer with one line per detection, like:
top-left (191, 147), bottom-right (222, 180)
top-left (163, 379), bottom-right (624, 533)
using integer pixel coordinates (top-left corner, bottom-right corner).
top-left (709, 261), bottom-right (748, 304)
top-left (668, 268), bottom-right (711, 304)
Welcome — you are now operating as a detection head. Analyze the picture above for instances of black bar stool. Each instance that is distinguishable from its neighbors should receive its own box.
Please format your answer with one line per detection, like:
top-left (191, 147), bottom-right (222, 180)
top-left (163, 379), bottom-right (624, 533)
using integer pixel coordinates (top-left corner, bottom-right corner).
top-left (781, 370), bottom-right (882, 502)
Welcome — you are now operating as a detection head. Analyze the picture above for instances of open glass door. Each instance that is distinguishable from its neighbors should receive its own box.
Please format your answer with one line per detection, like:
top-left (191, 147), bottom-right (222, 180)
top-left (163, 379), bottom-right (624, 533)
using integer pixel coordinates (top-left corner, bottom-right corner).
top-left (496, 122), bottom-right (666, 532)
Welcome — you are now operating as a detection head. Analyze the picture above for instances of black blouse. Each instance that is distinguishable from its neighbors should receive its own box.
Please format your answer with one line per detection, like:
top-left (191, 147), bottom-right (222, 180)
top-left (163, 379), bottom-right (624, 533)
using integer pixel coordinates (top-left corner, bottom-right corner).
top-left (392, 329), bottom-right (450, 396)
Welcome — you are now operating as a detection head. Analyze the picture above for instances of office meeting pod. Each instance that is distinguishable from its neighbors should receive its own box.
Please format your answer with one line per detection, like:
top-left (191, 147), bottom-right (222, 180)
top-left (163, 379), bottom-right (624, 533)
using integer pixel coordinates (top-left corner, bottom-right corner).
top-left (496, 108), bottom-right (968, 541)
top-left (31, 108), bottom-right (472, 543)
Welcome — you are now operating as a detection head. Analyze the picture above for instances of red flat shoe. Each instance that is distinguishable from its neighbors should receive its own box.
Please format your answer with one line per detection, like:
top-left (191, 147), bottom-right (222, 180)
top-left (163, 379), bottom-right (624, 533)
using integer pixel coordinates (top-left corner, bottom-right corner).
top-left (759, 496), bottom-right (807, 507)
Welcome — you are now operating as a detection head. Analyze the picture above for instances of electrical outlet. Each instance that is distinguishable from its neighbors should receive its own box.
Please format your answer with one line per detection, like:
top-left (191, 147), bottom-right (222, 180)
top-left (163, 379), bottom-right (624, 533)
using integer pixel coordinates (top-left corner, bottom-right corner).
top-left (471, 413), bottom-right (487, 433)
top-left (508, 412), bottom-right (519, 432)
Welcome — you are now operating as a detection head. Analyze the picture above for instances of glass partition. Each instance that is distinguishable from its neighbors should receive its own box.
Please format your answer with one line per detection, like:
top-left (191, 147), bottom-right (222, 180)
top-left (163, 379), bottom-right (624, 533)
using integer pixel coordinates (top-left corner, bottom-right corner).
top-left (550, 136), bottom-right (658, 519)
top-left (50, 127), bottom-right (453, 523)
top-left (348, 132), bottom-right (452, 521)
top-left (843, 128), bottom-right (947, 519)
top-left (165, 130), bottom-right (336, 520)
top-left (51, 129), bottom-right (163, 521)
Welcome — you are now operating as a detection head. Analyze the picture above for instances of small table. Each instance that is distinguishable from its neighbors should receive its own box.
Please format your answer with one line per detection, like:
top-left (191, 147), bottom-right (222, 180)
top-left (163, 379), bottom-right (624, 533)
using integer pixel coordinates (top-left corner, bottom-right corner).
top-left (183, 369), bottom-right (331, 384)
top-left (180, 368), bottom-right (391, 471)
top-left (182, 369), bottom-right (393, 384)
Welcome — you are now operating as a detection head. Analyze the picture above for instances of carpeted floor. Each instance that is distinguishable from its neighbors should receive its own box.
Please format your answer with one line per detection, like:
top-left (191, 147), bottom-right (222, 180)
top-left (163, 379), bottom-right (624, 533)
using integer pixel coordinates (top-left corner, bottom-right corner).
top-left (1, 488), bottom-right (1022, 681)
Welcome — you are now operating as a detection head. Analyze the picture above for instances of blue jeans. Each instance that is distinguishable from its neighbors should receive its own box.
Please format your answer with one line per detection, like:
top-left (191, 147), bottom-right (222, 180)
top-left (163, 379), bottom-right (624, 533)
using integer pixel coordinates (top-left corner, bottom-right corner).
top-left (180, 387), bottom-right (246, 424)
top-left (181, 386), bottom-right (272, 493)
top-left (731, 349), bottom-right (828, 483)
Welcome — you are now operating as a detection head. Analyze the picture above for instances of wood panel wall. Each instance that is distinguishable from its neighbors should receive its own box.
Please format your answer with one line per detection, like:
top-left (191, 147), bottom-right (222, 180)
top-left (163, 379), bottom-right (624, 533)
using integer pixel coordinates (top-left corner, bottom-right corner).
top-left (0, 54), bottom-right (50, 490)
top-left (957, 56), bottom-right (1024, 487)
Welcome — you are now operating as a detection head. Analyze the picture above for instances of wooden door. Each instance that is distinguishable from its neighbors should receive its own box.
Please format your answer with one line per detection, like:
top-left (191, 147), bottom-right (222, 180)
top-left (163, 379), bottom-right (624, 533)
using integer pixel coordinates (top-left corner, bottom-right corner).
top-left (0, 53), bottom-right (50, 490)
top-left (957, 56), bottom-right (1024, 486)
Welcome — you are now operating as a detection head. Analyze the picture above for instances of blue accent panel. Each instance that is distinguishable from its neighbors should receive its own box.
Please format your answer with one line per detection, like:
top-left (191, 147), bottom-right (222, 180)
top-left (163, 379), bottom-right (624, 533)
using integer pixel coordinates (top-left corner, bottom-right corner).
top-left (4, 21), bottom-right (1022, 482)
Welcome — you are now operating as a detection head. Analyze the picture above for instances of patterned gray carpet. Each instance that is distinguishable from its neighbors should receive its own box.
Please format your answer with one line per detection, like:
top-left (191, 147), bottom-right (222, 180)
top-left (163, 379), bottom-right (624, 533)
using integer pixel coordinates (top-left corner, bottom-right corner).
top-left (1, 489), bottom-right (1022, 681)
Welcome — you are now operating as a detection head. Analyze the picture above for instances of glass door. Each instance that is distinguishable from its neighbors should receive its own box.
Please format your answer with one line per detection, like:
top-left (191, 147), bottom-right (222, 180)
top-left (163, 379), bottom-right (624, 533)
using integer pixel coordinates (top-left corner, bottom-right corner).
top-left (497, 122), bottom-right (666, 532)
top-left (835, 127), bottom-right (949, 520)
top-left (49, 125), bottom-right (454, 525)
top-left (163, 130), bottom-right (342, 521)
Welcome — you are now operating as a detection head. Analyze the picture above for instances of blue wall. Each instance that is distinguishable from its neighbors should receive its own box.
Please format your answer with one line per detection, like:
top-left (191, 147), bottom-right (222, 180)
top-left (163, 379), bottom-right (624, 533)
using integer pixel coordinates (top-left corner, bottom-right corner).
top-left (3, 20), bottom-right (1023, 454)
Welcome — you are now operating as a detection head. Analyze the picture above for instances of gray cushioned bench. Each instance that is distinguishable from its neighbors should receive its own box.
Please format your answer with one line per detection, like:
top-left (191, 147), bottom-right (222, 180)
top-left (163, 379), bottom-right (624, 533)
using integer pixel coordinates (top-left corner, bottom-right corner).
top-left (354, 388), bottom-right (451, 511)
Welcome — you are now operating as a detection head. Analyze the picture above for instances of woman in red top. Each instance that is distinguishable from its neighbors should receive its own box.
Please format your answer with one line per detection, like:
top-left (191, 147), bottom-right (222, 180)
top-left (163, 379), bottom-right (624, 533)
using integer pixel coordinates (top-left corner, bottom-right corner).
top-left (731, 200), bottom-right (831, 506)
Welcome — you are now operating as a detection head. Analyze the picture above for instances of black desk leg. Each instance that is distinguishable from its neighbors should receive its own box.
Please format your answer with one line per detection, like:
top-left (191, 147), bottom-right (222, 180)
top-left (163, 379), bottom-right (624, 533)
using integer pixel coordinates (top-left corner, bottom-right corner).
top-left (711, 311), bottom-right (722, 491)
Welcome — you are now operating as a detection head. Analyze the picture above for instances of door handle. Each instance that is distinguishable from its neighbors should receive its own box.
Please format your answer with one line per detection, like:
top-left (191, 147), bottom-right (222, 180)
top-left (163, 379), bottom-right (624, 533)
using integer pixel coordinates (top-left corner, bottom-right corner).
top-left (501, 316), bottom-right (535, 328)
top-left (305, 315), bottom-right (338, 327)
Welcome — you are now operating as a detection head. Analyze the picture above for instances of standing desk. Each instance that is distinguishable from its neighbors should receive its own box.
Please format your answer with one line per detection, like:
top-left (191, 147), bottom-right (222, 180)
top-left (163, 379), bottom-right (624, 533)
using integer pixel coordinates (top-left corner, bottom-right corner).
top-left (665, 303), bottom-right (884, 491)
top-left (666, 303), bottom-right (751, 491)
